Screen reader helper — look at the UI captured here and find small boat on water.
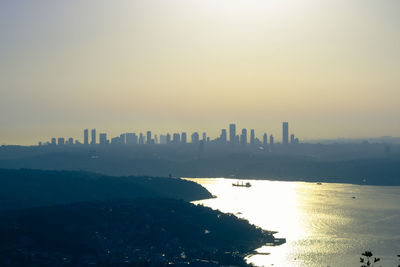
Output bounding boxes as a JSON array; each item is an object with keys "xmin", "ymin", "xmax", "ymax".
[{"xmin": 232, "ymin": 181, "xmax": 251, "ymax": 187}]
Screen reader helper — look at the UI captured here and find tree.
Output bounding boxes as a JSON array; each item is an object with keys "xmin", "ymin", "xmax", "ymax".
[{"xmin": 360, "ymin": 251, "xmax": 381, "ymax": 267}]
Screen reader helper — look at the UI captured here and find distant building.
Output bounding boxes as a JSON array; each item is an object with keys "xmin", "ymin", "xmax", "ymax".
[
  {"xmin": 126, "ymin": 133, "xmax": 138, "ymax": 145},
  {"xmin": 229, "ymin": 123, "xmax": 236, "ymax": 144},
  {"xmin": 57, "ymin": 137, "xmax": 65, "ymax": 145},
  {"xmin": 154, "ymin": 134, "xmax": 158, "ymax": 144},
  {"xmin": 68, "ymin": 137, "xmax": 74, "ymax": 145},
  {"xmin": 250, "ymin": 129, "xmax": 255, "ymax": 145},
  {"xmin": 99, "ymin": 133, "xmax": 107, "ymax": 145},
  {"xmin": 84, "ymin": 129, "xmax": 89, "ymax": 145},
  {"xmin": 51, "ymin": 138, "xmax": 56, "ymax": 145},
  {"xmin": 139, "ymin": 133, "xmax": 144, "ymax": 145},
  {"xmin": 263, "ymin": 133, "xmax": 268, "ymax": 145},
  {"xmin": 160, "ymin": 134, "xmax": 167, "ymax": 144},
  {"xmin": 166, "ymin": 133, "xmax": 171, "ymax": 144},
  {"xmin": 291, "ymin": 134, "xmax": 295, "ymax": 144},
  {"xmin": 91, "ymin": 129, "xmax": 96, "ymax": 145},
  {"xmin": 282, "ymin": 122, "xmax": 289, "ymax": 145},
  {"xmin": 111, "ymin": 136, "xmax": 121, "ymax": 145},
  {"xmin": 146, "ymin": 131, "xmax": 152, "ymax": 145},
  {"xmin": 191, "ymin": 132, "xmax": 199, "ymax": 144},
  {"xmin": 240, "ymin": 128, "xmax": 247, "ymax": 145},
  {"xmin": 172, "ymin": 133, "xmax": 180, "ymax": 144},
  {"xmin": 202, "ymin": 132, "xmax": 207, "ymax": 142},
  {"xmin": 220, "ymin": 129, "xmax": 227, "ymax": 144},
  {"xmin": 270, "ymin": 135, "xmax": 274, "ymax": 145},
  {"xmin": 120, "ymin": 134, "xmax": 126, "ymax": 145},
  {"xmin": 181, "ymin": 132, "xmax": 187, "ymax": 144}
]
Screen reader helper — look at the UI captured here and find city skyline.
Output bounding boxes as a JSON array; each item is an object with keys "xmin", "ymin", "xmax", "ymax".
[
  {"xmin": 1, "ymin": 1, "xmax": 400, "ymax": 144},
  {"xmin": 37, "ymin": 122, "xmax": 299, "ymax": 147}
]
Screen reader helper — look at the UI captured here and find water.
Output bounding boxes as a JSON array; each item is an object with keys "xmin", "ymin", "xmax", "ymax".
[{"xmin": 186, "ymin": 178, "xmax": 400, "ymax": 267}]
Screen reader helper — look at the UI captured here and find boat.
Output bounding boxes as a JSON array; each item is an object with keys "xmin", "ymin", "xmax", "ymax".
[{"xmin": 232, "ymin": 181, "xmax": 251, "ymax": 187}]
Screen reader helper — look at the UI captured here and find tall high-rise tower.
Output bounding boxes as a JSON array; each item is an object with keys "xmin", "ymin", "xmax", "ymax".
[
  {"xmin": 282, "ymin": 122, "xmax": 289, "ymax": 145},
  {"xmin": 240, "ymin": 128, "xmax": 247, "ymax": 145},
  {"xmin": 263, "ymin": 133, "xmax": 268, "ymax": 145},
  {"xmin": 146, "ymin": 131, "xmax": 152, "ymax": 145},
  {"xmin": 181, "ymin": 132, "xmax": 187, "ymax": 144},
  {"xmin": 250, "ymin": 129, "xmax": 255, "ymax": 145},
  {"xmin": 84, "ymin": 129, "xmax": 89, "ymax": 145},
  {"xmin": 229, "ymin": 123, "xmax": 236, "ymax": 145},
  {"xmin": 91, "ymin": 129, "xmax": 96, "ymax": 145}
]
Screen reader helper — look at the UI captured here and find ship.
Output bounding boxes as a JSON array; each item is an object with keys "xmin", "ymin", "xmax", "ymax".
[{"xmin": 232, "ymin": 181, "xmax": 251, "ymax": 187}]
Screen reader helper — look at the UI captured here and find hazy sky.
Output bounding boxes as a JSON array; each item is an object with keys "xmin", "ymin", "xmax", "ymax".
[{"xmin": 1, "ymin": 0, "xmax": 399, "ymax": 145}]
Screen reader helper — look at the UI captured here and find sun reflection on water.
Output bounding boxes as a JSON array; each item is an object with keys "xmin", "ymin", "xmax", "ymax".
[
  {"xmin": 186, "ymin": 178, "xmax": 400, "ymax": 267},
  {"xmin": 187, "ymin": 178, "xmax": 307, "ymax": 266}
]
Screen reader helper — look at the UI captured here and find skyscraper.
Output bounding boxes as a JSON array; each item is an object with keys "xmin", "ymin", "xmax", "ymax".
[
  {"xmin": 57, "ymin": 137, "xmax": 65, "ymax": 145},
  {"xmin": 84, "ymin": 129, "xmax": 89, "ymax": 145},
  {"xmin": 166, "ymin": 133, "xmax": 171, "ymax": 144},
  {"xmin": 229, "ymin": 123, "xmax": 236, "ymax": 145},
  {"xmin": 91, "ymin": 129, "xmax": 96, "ymax": 145},
  {"xmin": 220, "ymin": 129, "xmax": 227, "ymax": 144},
  {"xmin": 290, "ymin": 134, "xmax": 295, "ymax": 144},
  {"xmin": 202, "ymin": 132, "xmax": 207, "ymax": 142},
  {"xmin": 263, "ymin": 133, "xmax": 268, "ymax": 145},
  {"xmin": 172, "ymin": 133, "xmax": 180, "ymax": 144},
  {"xmin": 181, "ymin": 132, "xmax": 187, "ymax": 144},
  {"xmin": 270, "ymin": 135, "xmax": 274, "ymax": 145},
  {"xmin": 146, "ymin": 131, "xmax": 152, "ymax": 145},
  {"xmin": 240, "ymin": 128, "xmax": 247, "ymax": 145},
  {"xmin": 51, "ymin": 138, "xmax": 56, "ymax": 145},
  {"xmin": 250, "ymin": 129, "xmax": 255, "ymax": 145},
  {"xmin": 99, "ymin": 133, "xmax": 107, "ymax": 145},
  {"xmin": 282, "ymin": 122, "xmax": 289, "ymax": 145},
  {"xmin": 139, "ymin": 133, "xmax": 144, "ymax": 145},
  {"xmin": 191, "ymin": 132, "xmax": 199, "ymax": 143}
]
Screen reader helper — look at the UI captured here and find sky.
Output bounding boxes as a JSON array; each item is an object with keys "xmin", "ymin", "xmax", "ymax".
[{"xmin": 1, "ymin": 0, "xmax": 400, "ymax": 145}]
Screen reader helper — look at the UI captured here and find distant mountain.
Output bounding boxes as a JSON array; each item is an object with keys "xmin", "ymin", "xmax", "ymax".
[
  {"xmin": 0, "ymin": 145, "xmax": 399, "ymax": 185},
  {"xmin": 0, "ymin": 168, "xmax": 212, "ymax": 211}
]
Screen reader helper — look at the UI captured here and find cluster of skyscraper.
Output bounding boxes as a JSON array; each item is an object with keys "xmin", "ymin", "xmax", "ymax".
[{"xmin": 40, "ymin": 122, "xmax": 299, "ymax": 147}]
